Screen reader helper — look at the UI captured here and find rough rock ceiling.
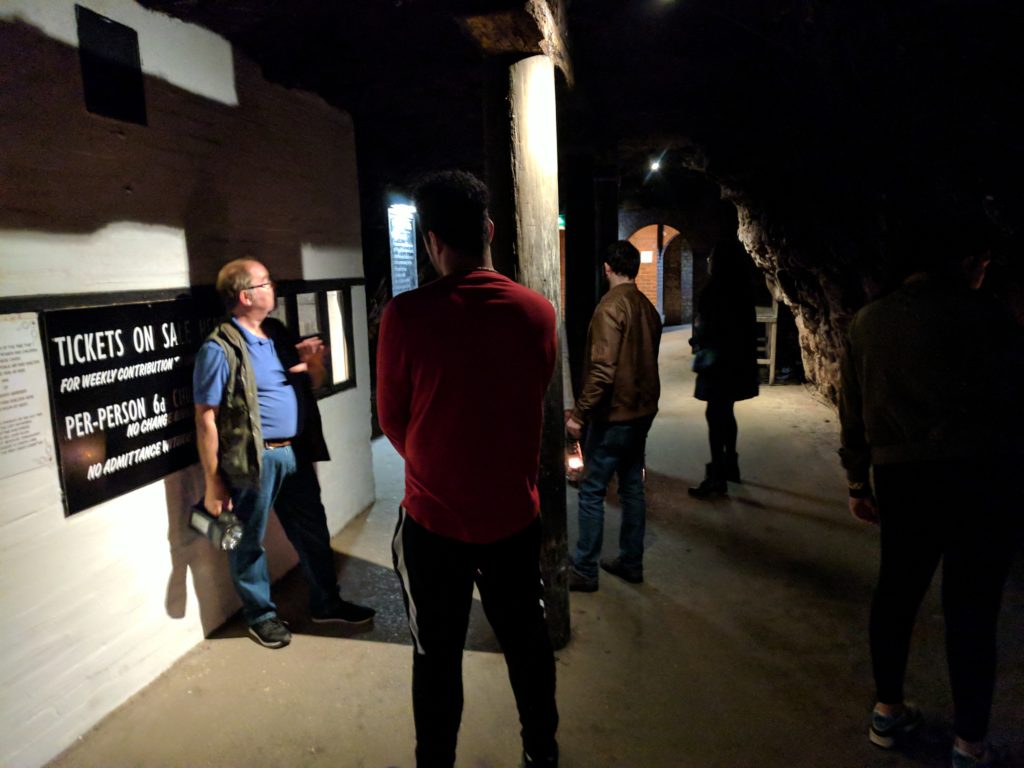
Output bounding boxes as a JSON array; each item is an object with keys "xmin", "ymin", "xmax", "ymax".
[{"xmin": 138, "ymin": 0, "xmax": 1023, "ymax": 224}]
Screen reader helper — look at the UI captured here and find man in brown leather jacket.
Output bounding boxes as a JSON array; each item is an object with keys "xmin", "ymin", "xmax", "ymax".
[{"xmin": 566, "ymin": 241, "xmax": 662, "ymax": 591}]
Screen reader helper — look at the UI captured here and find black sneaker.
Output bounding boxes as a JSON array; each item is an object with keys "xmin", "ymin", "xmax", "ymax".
[
  {"xmin": 869, "ymin": 703, "xmax": 922, "ymax": 748},
  {"xmin": 952, "ymin": 743, "xmax": 1006, "ymax": 768},
  {"xmin": 568, "ymin": 567, "xmax": 598, "ymax": 592},
  {"xmin": 249, "ymin": 617, "xmax": 292, "ymax": 648},
  {"xmin": 600, "ymin": 557, "xmax": 643, "ymax": 584},
  {"xmin": 311, "ymin": 600, "xmax": 376, "ymax": 626}
]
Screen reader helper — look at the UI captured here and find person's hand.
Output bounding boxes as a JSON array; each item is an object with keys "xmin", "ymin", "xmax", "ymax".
[
  {"xmin": 849, "ymin": 495, "xmax": 879, "ymax": 525},
  {"xmin": 564, "ymin": 409, "xmax": 574, "ymax": 422},
  {"xmin": 565, "ymin": 416, "xmax": 583, "ymax": 441},
  {"xmin": 295, "ymin": 335, "xmax": 326, "ymax": 364},
  {"xmin": 204, "ymin": 475, "xmax": 232, "ymax": 518},
  {"xmin": 294, "ymin": 336, "xmax": 328, "ymax": 387}
]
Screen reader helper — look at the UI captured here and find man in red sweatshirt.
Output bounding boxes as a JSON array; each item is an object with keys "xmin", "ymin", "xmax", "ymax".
[{"xmin": 376, "ymin": 170, "xmax": 559, "ymax": 768}]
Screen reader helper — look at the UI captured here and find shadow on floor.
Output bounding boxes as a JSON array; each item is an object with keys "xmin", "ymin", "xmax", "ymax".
[
  {"xmin": 742, "ymin": 479, "xmax": 842, "ymax": 506},
  {"xmin": 208, "ymin": 550, "xmax": 503, "ymax": 653},
  {"xmin": 643, "ymin": 468, "xmax": 876, "ymax": 598},
  {"xmin": 646, "ymin": 468, "xmax": 859, "ymax": 535}
]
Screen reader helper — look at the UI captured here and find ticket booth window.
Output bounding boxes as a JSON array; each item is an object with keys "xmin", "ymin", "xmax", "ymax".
[
  {"xmin": 296, "ymin": 293, "xmax": 320, "ymax": 337},
  {"xmin": 273, "ymin": 281, "xmax": 358, "ymax": 396},
  {"xmin": 326, "ymin": 290, "xmax": 350, "ymax": 385}
]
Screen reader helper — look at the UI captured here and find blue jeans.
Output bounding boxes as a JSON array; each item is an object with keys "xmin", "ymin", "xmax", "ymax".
[
  {"xmin": 573, "ymin": 415, "xmax": 654, "ymax": 579},
  {"xmin": 228, "ymin": 446, "xmax": 341, "ymax": 625}
]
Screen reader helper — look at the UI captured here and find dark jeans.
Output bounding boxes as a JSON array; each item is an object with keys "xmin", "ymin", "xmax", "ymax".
[
  {"xmin": 229, "ymin": 446, "xmax": 341, "ymax": 625},
  {"xmin": 871, "ymin": 459, "xmax": 1017, "ymax": 742},
  {"xmin": 705, "ymin": 399, "xmax": 737, "ymax": 463},
  {"xmin": 392, "ymin": 510, "xmax": 558, "ymax": 768},
  {"xmin": 573, "ymin": 415, "xmax": 654, "ymax": 579}
]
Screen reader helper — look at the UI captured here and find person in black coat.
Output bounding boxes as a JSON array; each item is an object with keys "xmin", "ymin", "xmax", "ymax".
[{"xmin": 688, "ymin": 241, "xmax": 760, "ymax": 497}]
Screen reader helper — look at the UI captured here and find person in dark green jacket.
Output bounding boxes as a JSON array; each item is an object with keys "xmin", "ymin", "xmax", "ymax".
[{"xmin": 839, "ymin": 218, "xmax": 1021, "ymax": 768}]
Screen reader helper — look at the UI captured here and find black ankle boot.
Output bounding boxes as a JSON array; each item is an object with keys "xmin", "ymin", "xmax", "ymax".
[
  {"xmin": 688, "ymin": 463, "xmax": 727, "ymax": 498},
  {"xmin": 725, "ymin": 452, "xmax": 741, "ymax": 483}
]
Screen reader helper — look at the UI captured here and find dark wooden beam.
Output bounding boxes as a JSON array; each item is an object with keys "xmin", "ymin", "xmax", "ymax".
[{"xmin": 460, "ymin": 1, "xmax": 572, "ymax": 87}]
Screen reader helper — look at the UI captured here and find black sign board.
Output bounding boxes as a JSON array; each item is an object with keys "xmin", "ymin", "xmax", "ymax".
[{"xmin": 42, "ymin": 299, "xmax": 220, "ymax": 515}]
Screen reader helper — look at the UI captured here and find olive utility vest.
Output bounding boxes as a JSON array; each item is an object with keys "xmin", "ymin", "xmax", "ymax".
[{"xmin": 206, "ymin": 319, "xmax": 329, "ymax": 489}]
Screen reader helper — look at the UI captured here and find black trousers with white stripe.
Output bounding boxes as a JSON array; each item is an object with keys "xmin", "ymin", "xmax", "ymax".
[{"xmin": 392, "ymin": 509, "xmax": 559, "ymax": 767}]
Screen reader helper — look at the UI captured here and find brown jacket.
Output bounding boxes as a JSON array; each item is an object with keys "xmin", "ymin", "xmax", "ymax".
[{"xmin": 572, "ymin": 282, "xmax": 662, "ymax": 424}]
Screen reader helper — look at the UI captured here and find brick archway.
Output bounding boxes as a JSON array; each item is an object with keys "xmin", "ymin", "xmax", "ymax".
[{"xmin": 626, "ymin": 223, "xmax": 680, "ymax": 316}]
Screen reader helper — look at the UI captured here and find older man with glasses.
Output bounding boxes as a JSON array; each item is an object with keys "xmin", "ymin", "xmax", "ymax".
[{"xmin": 193, "ymin": 258, "xmax": 375, "ymax": 648}]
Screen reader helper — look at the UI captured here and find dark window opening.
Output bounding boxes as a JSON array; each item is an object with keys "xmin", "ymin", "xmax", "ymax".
[{"xmin": 76, "ymin": 5, "xmax": 147, "ymax": 125}]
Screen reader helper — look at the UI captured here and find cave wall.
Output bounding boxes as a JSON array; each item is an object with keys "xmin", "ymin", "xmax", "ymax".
[
  {"xmin": 714, "ymin": 1, "xmax": 1022, "ymax": 403},
  {"xmin": 729, "ymin": 195, "xmax": 870, "ymax": 404}
]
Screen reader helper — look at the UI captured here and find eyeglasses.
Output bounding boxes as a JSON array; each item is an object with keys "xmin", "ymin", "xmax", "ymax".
[{"xmin": 247, "ymin": 280, "xmax": 275, "ymax": 291}]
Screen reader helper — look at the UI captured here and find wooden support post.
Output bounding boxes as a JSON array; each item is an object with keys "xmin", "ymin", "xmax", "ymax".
[
  {"xmin": 483, "ymin": 56, "xmax": 519, "ymax": 281},
  {"xmin": 485, "ymin": 54, "xmax": 570, "ymax": 649}
]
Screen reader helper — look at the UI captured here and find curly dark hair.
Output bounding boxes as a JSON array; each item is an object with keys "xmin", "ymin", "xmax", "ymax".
[{"xmin": 412, "ymin": 170, "xmax": 490, "ymax": 258}]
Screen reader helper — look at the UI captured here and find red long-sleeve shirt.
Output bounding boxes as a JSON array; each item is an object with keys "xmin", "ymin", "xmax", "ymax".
[{"xmin": 376, "ymin": 269, "xmax": 557, "ymax": 543}]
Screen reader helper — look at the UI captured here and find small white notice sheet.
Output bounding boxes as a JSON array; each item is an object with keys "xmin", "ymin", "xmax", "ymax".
[{"xmin": 0, "ymin": 313, "xmax": 54, "ymax": 480}]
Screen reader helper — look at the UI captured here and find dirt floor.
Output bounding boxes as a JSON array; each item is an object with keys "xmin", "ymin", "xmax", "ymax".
[{"xmin": 46, "ymin": 327, "xmax": 1023, "ymax": 768}]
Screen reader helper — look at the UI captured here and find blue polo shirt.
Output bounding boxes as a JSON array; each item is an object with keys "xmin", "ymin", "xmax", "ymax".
[{"xmin": 193, "ymin": 319, "xmax": 299, "ymax": 440}]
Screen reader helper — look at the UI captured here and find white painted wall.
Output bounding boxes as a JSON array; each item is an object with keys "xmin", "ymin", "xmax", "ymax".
[
  {"xmin": 301, "ymin": 242, "xmax": 367, "ymax": 282},
  {"xmin": 0, "ymin": 223, "xmax": 191, "ymax": 297},
  {"xmin": 319, "ymin": 288, "xmax": 374, "ymax": 532},
  {"xmin": 0, "ymin": 0, "xmax": 238, "ymax": 105},
  {"xmin": 0, "ymin": 3, "xmax": 372, "ymax": 766}
]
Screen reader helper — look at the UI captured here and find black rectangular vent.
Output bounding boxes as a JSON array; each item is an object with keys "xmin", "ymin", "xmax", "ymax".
[{"xmin": 76, "ymin": 4, "xmax": 147, "ymax": 125}]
